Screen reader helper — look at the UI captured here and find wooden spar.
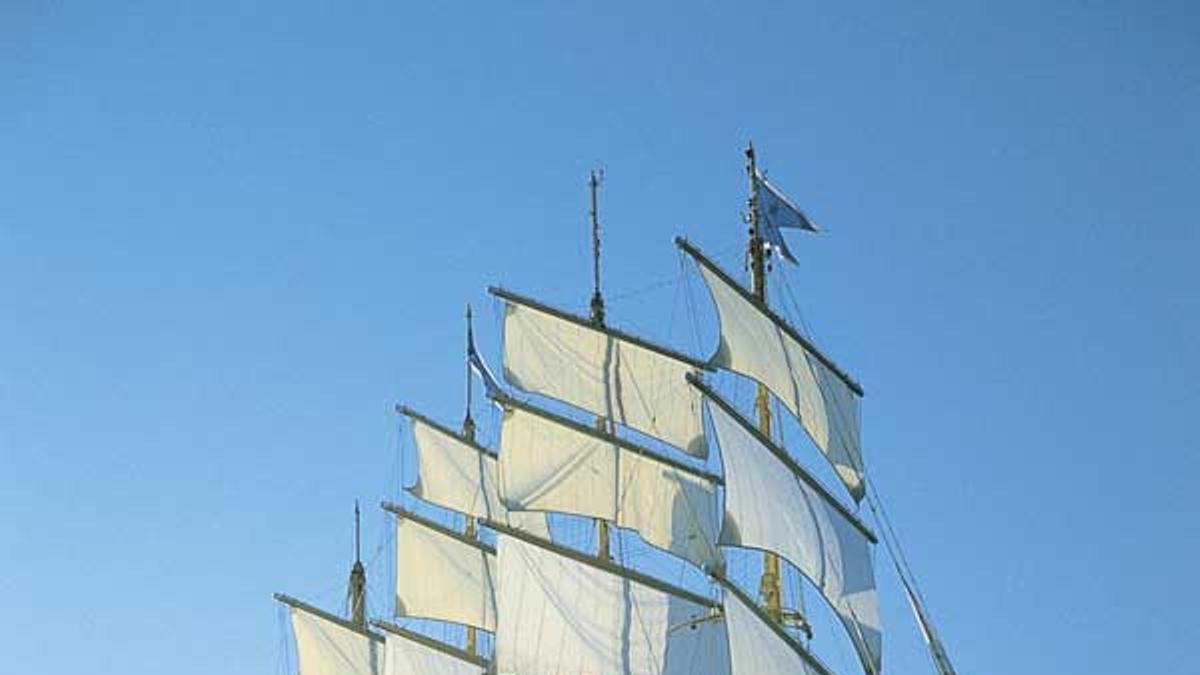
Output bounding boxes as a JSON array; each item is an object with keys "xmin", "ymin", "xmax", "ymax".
[
  {"xmin": 383, "ymin": 501, "xmax": 719, "ymax": 610},
  {"xmin": 382, "ymin": 501, "xmax": 497, "ymax": 555},
  {"xmin": 372, "ymin": 619, "xmax": 492, "ymax": 669},
  {"xmin": 673, "ymin": 235, "xmax": 865, "ymax": 397},
  {"xmin": 383, "ymin": 501, "xmax": 493, "ymax": 655},
  {"xmin": 394, "ymin": 403, "xmax": 498, "ymax": 458},
  {"xmin": 709, "ymin": 571, "xmax": 837, "ymax": 675},
  {"xmin": 689, "ymin": 373, "xmax": 878, "ymax": 543},
  {"xmin": 487, "ymin": 285, "xmax": 714, "ymax": 372},
  {"xmin": 273, "ymin": 592, "xmax": 384, "ymax": 642},
  {"xmin": 483, "ymin": 516, "xmax": 721, "ymax": 611},
  {"xmin": 489, "ymin": 391, "xmax": 724, "ymax": 486}
]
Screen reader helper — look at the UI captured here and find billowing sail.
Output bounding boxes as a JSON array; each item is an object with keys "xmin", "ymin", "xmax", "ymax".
[
  {"xmin": 703, "ymin": 388, "xmax": 882, "ymax": 675},
  {"xmin": 678, "ymin": 238, "xmax": 866, "ymax": 501},
  {"xmin": 394, "ymin": 510, "xmax": 497, "ymax": 631},
  {"xmin": 285, "ymin": 599, "xmax": 384, "ymax": 675},
  {"xmin": 494, "ymin": 287, "xmax": 709, "ymax": 458},
  {"xmin": 723, "ymin": 584, "xmax": 821, "ymax": 675},
  {"xmin": 498, "ymin": 398, "xmax": 720, "ymax": 568},
  {"xmin": 378, "ymin": 622, "xmax": 487, "ymax": 675},
  {"xmin": 404, "ymin": 409, "xmax": 549, "ymax": 538},
  {"xmin": 494, "ymin": 533, "xmax": 717, "ymax": 675}
]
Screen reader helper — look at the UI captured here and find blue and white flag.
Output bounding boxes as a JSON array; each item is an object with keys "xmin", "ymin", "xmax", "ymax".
[
  {"xmin": 755, "ymin": 170, "xmax": 817, "ymax": 264},
  {"xmin": 467, "ymin": 327, "xmax": 504, "ymax": 398}
]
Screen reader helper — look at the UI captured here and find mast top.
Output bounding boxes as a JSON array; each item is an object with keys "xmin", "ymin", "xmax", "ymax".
[
  {"xmin": 588, "ymin": 168, "xmax": 605, "ymax": 326},
  {"xmin": 462, "ymin": 304, "xmax": 476, "ymax": 442},
  {"xmin": 347, "ymin": 500, "xmax": 367, "ymax": 627},
  {"xmin": 354, "ymin": 500, "xmax": 361, "ymax": 563}
]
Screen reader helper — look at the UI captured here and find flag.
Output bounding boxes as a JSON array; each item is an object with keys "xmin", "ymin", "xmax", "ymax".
[
  {"xmin": 467, "ymin": 326, "xmax": 504, "ymax": 398},
  {"xmin": 754, "ymin": 170, "xmax": 817, "ymax": 263}
]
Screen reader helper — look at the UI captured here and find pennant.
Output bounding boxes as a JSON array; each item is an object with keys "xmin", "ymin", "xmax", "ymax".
[
  {"xmin": 755, "ymin": 170, "xmax": 817, "ymax": 263},
  {"xmin": 467, "ymin": 325, "xmax": 504, "ymax": 397}
]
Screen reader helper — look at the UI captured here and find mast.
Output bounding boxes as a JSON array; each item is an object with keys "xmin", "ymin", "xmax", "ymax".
[
  {"xmin": 745, "ymin": 144, "xmax": 784, "ymax": 627},
  {"xmin": 587, "ymin": 168, "xmax": 613, "ymax": 561},
  {"xmin": 589, "ymin": 169, "xmax": 606, "ymax": 325},
  {"xmin": 347, "ymin": 501, "xmax": 367, "ymax": 628},
  {"xmin": 462, "ymin": 304, "xmax": 477, "ymax": 445},
  {"xmin": 461, "ymin": 305, "xmax": 479, "ymax": 655},
  {"xmin": 746, "ymin": 144, "xmax": 814, "ymax": 640}
]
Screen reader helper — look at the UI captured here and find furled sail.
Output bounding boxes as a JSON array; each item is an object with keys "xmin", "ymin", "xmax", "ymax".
[
  {"xmin": 677, "ymin": 238, "xmax": 866, "ymax": 502},
  {"xmin": 497, "ymin": 396, "xmax": 721, "ymax": 568},
  {"xmin": 493, "ymin": 530, "xmax": 719, "ymax": 675},
  {"xmin": 699, "ymin": 382, "xmax": 882, "ymax": 675},
  {"xmin": 279, "ymin": 595, "xmax": 384, "ymax": 675},
  {"xmin": 402, "ymin": 407, "xmax": 549, "ymax": 538},
  {"xmin": 492, "ymin": 287, "xmax": 709, "ymax": 458},
  {"xmin": 391, "ymin": 507, "xmax": 497, "ymax": 632},
  {"xmin": 376, "ymin": 620, "xmax": 488, "ymax": 675}
]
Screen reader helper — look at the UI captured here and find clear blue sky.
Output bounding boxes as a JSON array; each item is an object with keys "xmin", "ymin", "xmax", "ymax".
[{"xmin": 2, "ymin": 2, "xmax": 1197, "ymax": 674}]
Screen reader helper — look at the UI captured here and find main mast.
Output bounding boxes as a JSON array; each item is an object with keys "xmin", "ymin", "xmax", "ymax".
[
  {"xmin": 745, "ymin": 144, "xmax": 785, "ymax": 626},
  {"xmin": 588, "ymin": 168, "xmax": 613, "ymax": 561},
  {"xmin": 746, "ymin": 144, "xmax": 814, "ymax": 641}
]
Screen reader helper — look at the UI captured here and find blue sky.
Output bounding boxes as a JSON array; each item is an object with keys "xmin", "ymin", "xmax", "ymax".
[{"xmin": 2, "ymin": 1, "xmax": 1197, "ymax": 673}]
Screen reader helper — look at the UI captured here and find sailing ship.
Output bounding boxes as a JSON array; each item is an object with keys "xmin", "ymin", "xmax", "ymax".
[{"xmin": 273, "ymin": 145, "xmax": 959, "ymax": 675}]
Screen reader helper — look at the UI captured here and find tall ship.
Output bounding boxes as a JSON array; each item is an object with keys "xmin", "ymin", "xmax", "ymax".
[{"xmin": 273, "ymin": 145, "xmax": 959, "ymax": 675}]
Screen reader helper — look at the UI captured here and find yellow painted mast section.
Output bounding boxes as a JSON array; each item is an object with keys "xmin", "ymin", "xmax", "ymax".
[
  {"xmin": 745, "ymin": 144, "xmax": 784, "ymax": 625},
  {"xmin": 462, "ymin": 304, "xmax": 479, "ymax": 656}
]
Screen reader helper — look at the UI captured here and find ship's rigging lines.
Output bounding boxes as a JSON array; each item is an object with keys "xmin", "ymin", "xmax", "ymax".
[{"xmin": 274, "ymin": 147, "xmax": 958, "ymax": 675}]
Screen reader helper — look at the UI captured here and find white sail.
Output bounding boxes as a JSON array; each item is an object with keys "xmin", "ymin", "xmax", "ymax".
[
  {"xmin": 663, "ymin": 615, "xmax": 731, "ymax": 675},
  {"xmin": 724, "ymin": 587, "xmax": 819, "ymax": 675},
  {"xmin": 498, "ymin": 402, "xmax": 720, "ymax": 568},
  {"xmin": 494, "ymin": 534, "xmax": 716, "ymax": 675},
  {"xmin": 707, "ymin": 397, "xmax": 882, "ymax": 675},
  {"xmin": 688, "ymin": 252, "xmax": 865, "ymax": 501},
  {"xmin": 395, "ymin": 514, "xmax": 497, "ymax": 632},
  {"xmin": 289, "ymin": 605, "xmax": 384, "ymax": 675},
  {"xmin": 498, "ymin": 292, "xmax": 708, "ymax": 458},
  {"xmin": 382, "ymin": 629, "xmax": 485, "ymax": 675},
  {"xmin": 407, "ymin": 413, "xmax": 549, "ymax": 538}
]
